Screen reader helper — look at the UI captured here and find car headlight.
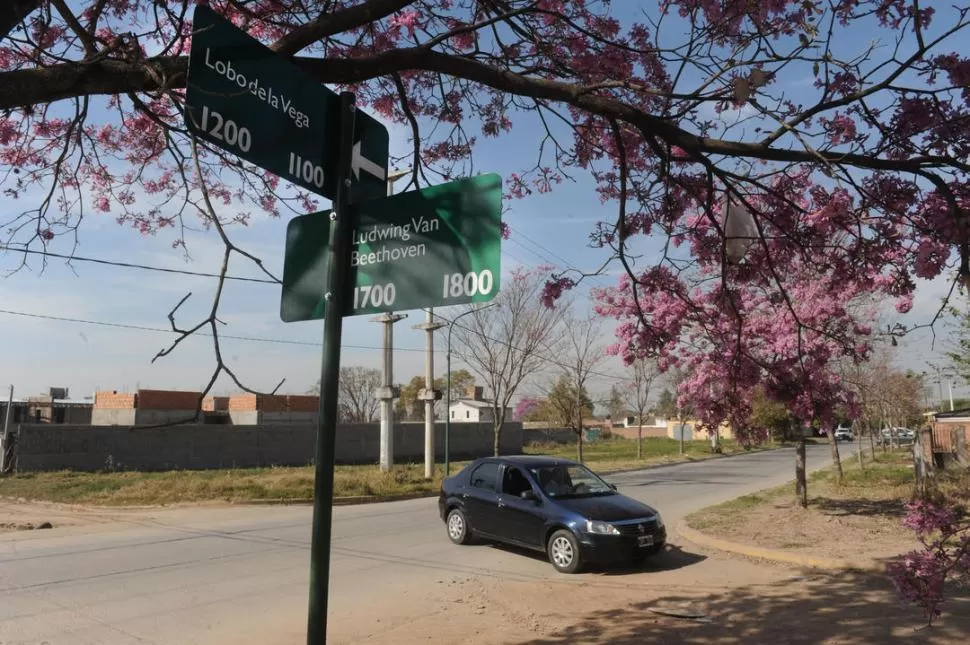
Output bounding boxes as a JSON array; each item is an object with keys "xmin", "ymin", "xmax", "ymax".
[
  {"xmin": 653, "ymin": 512, "xmax": 664, "ymax": 528},
  {"xmin": 585, "ymin": 520, "xmax": 620, "ymax": 535}
]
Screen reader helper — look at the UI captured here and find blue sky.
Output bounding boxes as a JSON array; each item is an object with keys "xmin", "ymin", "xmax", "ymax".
[{"xmin": 1, "ymin": 3, "xmax": 967, "ymax": 405}]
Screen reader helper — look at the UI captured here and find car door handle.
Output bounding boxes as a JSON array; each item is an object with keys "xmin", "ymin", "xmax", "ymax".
[{"xmin": 497, "ymin": 500, "xmax": 506, "ymax": 508}]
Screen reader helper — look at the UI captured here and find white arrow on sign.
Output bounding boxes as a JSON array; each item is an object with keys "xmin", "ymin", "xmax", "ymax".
[{"xmin": 351, "ymin": 141, "xmax": 387, "ymax": 182}]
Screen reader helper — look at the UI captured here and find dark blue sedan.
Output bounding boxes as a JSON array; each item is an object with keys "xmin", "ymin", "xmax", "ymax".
[{"xmin": 438, "ymin": 455, "xmax": 666, "ymax": 573}]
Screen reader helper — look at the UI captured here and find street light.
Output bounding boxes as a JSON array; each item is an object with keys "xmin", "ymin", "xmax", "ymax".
[{"xmin": 444, "ymin": 302, "xmax": 498, "ymax": 475}]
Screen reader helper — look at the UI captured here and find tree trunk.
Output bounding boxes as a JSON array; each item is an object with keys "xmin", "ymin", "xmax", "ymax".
[
  {"xmin": 795, "ymin": 432, "xmax": 808, "ymax": 508},
  {"xmin": 576, "ymin": 392, "xmax": 584, "ymax": 463},
  {"xmin": 678, "ymin": 408, "xmax": 684, "ymax": 455},
  {"xmin": 493, "ymin": 419, "xmax": 501, "ymax": 456},
  {"xmin": 637, "ymin": 423, "xmax": 643, "ymax": 459},
  {"xmin": 913, "ymin": 428, "xmax": 935, "ymax": 498},
  {"xmin": 856, "ymin": 430, "xmax": 864, "ymax": 471},
  {"xmin": 828, "ymin": 427, "xmax": 844, "ymax": 484}
]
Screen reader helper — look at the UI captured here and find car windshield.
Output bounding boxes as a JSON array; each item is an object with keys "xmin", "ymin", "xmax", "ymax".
[{"xmin": 528, "ymin": 464, "xmax": 614, "ymax": 498}]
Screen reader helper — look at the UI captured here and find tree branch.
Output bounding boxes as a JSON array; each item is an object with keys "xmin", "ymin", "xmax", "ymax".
[
  {"xmin": 4, "ymin": 48, "xmax": 966, "ymax": 176},
  {"xmin": 0, "ymin": 0, "xmax": 39, "ymax": 41}
]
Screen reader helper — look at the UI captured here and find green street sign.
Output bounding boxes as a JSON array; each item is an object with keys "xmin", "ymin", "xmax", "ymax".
[
  {"xmin": 184, "ymin": 5, "xmax": 389, "ymax": 202},
  {"xmin": 280, "ymin": 174, "xmax": 503, "ymax": 321}
]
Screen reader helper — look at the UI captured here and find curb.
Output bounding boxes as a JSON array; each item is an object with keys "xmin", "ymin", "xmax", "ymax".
[
  {"xmin": 676, "ymin": 521, "xmax": 883, "ymax": 572},
  {"xmin": 235, "ymin": 491, "xmax": 438, "ymax": 506}
]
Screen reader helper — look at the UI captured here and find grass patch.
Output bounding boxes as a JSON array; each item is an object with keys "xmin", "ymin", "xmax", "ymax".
[
  {"xmin": 686, "ymin": 486, "xmax": 790, "ymax": 531},
  {"xmin": 0, "ymin": 461, "xmax": 473, "ymax": 506},
  {"xmin": 0, "ymin": 436, "xmax": 778, "ymax": 507},
  {"xmin": 524, "ymin": 436, "xmax": 764, "ymax": 473},
  {"xmin": 686, "ymin": 447, "xmax": 970, "ymax": 535}
]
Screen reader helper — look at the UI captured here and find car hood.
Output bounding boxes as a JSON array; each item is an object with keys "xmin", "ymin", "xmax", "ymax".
[{"xmin": 555, "ymin": 493, "xmax": 658, "ymax": 522}]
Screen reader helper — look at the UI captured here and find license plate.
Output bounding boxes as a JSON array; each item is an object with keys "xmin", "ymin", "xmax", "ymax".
[{"xmin": 637, "ymin": 535, "xmax": 654, "ymax": 547}]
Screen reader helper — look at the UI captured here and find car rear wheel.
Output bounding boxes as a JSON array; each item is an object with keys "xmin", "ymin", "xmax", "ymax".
[
  {"xmin": 446, "ymin": 508, "xmax": 473, "ymax": 545},
  {"xmin": 547, "ymin": 529, "xmax": 582, "ymax": 574}
]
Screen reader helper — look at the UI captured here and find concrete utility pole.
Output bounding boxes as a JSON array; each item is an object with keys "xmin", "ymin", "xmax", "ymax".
[
  {"xmin": 1, "ymin": 385, "xmax": 13, "ymax": 474},
  {"xmin": 414, "ymin": 310, "xmax": 445, "ymax": 479},
  {"xmin": 372, "ymin": 312, "xmax": 407, "ymax": 472},
  {"xmin": 366, "ymin": 167, "xmax": 413, "ymax": 474}
]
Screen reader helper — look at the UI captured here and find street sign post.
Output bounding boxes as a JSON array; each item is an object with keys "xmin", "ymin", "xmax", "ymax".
[
  {"xmin": 185, "ymin": 5, "xmax": 389, "ymax": 202},
  {"xmin": 280, "ymin": 173, "xmax": 503, "ymax": 322},
  {"xmin": 183, "ymin": 8, "xmax": 502, "ymax": 644}
]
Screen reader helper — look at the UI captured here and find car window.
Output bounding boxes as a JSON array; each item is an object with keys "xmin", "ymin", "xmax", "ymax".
[
  {"xmin": 529, "ymin": 464, "xmax": 614, "ymax": 498},
  {"xmin": 501, "ymin": 466, "xmax": 533, "ymax": 497},
  {"xmin": 469, "ymin": 462, "xmax": 499, "ymax": 491}
]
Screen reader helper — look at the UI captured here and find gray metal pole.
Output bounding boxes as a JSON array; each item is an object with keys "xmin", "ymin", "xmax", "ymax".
[
  {"xmin": 306, "ymin": 91, "xmax": 357, "ymax": 645},
  {"xmin": 445, "ymin": 331, "xmax": 452, "ymax": 477},
  {"xmin": 443, "ymin": 303, "xmax": 497, "ymax": 476}
]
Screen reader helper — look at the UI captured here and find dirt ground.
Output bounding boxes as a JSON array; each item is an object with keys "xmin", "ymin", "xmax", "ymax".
[
  {"xmin": 317, "ymin": 546, "xmax": 970, "ymax": 645},
  {"xmin": 7, "ymin": 456, "xmax": 969, "ymax": 645},
  {"xmin": 691, "ymin": 494, "xmax": 920, "ymax": 563},
  {"xmin": 684, "ymin": 450, "xmax": 943, "ymax": 565}
]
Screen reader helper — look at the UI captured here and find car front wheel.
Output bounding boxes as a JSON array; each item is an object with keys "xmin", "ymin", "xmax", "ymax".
[
  {"xmin": 547, "ymin": 529, "xmax": 583, "ymax": 574},
  {"xmin": 446, "ymin": 508, "xmax": 473, "ymax": 545}
]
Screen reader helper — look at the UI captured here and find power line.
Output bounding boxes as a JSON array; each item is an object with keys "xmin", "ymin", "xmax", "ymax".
[
  {"xmin": 507, "ymin": 225, "xmax": 611, "ymax": 288},
  {"xmin": 0, "ymin": 246, "xmax": 279, "ymax": 284},
  {"xmin": 0, "ymin": 308, "xmax": 426, "ymax": 353}
]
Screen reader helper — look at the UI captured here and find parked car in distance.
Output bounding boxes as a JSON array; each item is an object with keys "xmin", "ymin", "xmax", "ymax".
[
  {"xmin": 834, "ymin": 426, "xmax": 853, "ymax": 442},
  {"xmin": 881, "ymin": 427, "xmax": 915, "ymax": 444},
  {"xmin": 439, "ymin": 455, "xmax": 666, "ymax": 573}
]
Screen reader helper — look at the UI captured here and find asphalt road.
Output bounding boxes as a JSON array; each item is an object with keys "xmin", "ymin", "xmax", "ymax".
[{"xmin": 0, "ymin": 444, "xmax": 848, "ymax": 645}]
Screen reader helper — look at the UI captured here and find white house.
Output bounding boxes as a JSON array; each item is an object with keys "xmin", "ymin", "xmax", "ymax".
[
  {"xmin": 447, "ymin": 386, "xmax": 512, "ymax": 423},
  {"xmin": 449, "ymin": 399, "xmax": 495, "ymax": 423}
]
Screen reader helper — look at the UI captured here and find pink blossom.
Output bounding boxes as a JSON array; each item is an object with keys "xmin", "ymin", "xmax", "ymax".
[{"xmin": 388, "ymin": 10, "xmax": 421, "ymax": 38}]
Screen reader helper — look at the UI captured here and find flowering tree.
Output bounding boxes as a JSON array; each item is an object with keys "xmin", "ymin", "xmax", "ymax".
[
  {"xmin": 513, "ymin": 397, "xmax": 540, "ymax": 422},
  {"xmin": 1, "ymin": 3, "xmax": 968, "ymax": 414},
  {"xmin": 888, "ymin": 500, "xmax": 970, "ymax": 627}
]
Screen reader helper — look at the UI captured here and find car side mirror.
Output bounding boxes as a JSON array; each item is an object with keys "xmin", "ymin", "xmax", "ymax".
[{"xmin": 520, "ymin": 490, "xmax": 539, "ymax": 503}]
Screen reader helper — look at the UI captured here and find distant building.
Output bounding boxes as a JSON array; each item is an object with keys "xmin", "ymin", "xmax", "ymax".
[
  {"xmin": 0, "ymin": 388, "xmax": 93, "ymax": 425},
  {"xmin": 92, "ymin": 389, "xmax": 203, "ymax": 425},
  {"xmin": 89, "ymin": 388, "xmax": 322, "ymax": 426},
  {"xmin": 448, "ymin": 386, "xmax": 511, "ymax": 423},
  {"xmin": 220, "ymin": 393, "xmax": 318, "ymax": 425}
]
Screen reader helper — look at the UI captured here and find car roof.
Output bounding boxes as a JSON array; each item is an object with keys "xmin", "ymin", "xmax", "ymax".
[{"xmin": 478, "ymin": 455, "xmax": 579, "ymax": 468}]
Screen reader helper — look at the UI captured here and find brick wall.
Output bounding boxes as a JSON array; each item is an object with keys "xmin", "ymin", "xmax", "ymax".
[
  {"xmin": 10, "ymin": 422, "xmax": 524, "ymax": 471},
  {"xmin": 229, "ymin": 393, "xmax": 258, "ymax": 411},
  {"xmin": 229, "ymin": 393, "xmax": 319, "ymax": 413},
  {"xmin": 136, "ymin": 389, "xmax": 201, "ymax": 410},
  {"xmin": 94, "ymin": 391, "xmax": 136, "ymax": 409},
  {"xmin": 203, "ymin": 396, "xmax": 230, "ymax": 412}
]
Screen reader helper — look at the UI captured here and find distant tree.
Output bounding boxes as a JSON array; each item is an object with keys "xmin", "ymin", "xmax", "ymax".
[
  {"xmin": 653, "ymin": 388, "xmax": 678, "ymax": 420},
  {"xmin": 336, "ymin": 367, "xmax": 382, "ymax": 424},
  {"xmin": 397, "ymin": 369, "xmax": 477, "ymax": 421},
  {"xmin": 396, "ymin": 376, "xmax": 426, "ymax": 421},
  {"xmin": 451, "ymin": 267, "xmax": 566, "ymax": 456},
  {"xmin": 559, "ymin": 309, "xmax": 609, "ymax": 462},
  {"xmin": 607, "ymin": 384, "xmax": 628, "ymax": 422},
  {"xmin": 545, "ymin": 374, "xmax": 594, "ymax": 432},
  {"xmin": 749, "ymin": 386, "xmax": 793, "ymax": 443},
  {"xmin": 627, "ymin": 357, "xmax": 659, "ymax": 459},
  {"xmin": 514, "ymin": 397, "xmax": 541, "ymax": 421}
]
